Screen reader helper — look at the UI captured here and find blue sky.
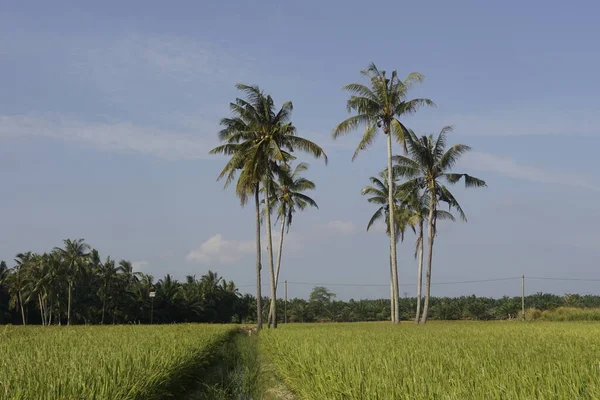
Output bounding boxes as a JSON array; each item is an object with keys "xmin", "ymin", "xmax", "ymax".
[{"xmin": 1, "ymin": 1, "xmax": 599, "ymax": 299}]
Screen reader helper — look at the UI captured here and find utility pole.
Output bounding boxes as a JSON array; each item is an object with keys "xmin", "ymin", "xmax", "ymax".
[
  {"xmin": 149, "ymin": 288, "xmax": 156, "ymax": 324},
  {"xmin": 521, "ymin": 275, "xmax": 525, "ymax": 321},
  {"xmin": 284, "ymin": 280, "xmax": 288, "ymax": 324}
]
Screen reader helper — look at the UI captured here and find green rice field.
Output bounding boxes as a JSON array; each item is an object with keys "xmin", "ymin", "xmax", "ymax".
[
  {"xmin": 260, "ymin": 322, "xmax": 600, "ymax": 399},
  {"xmin": 0, "ymin": 324, "xmax": 234, "ymax": 399},
  {"xmin": 2, "ymin": 322, "xmax": 600, "ymax": 399}
]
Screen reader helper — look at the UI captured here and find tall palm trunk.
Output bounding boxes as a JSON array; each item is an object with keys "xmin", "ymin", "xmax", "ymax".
[
  {"xmin": 415, "ymin": 220, "xmax": 424, "ymax": 323},
  {"xmin": 38, "ymin": 293, "xmax": 45, "ymax": 326},
  {"xmin": 420, "ymin": 192, "xmax": 436, "ymax": 324},
  {"xmin": 101, "ymin": 297, "xmax": 106, "ymax": 324},
  {"xmin": 389, "ymin": 253, "xmax": 395, "ymax": 321},
  {"xmin": 101, "ymin": 282, "xmax": 107, "ymax": 325},
  {"xmin": 18, "ymin": 291, "xmax": 26, "ymax": 325},
  {"xmin": 67, "ymin": 281, "xmax": 72, "ymax": 326},
  {"xmin": 254, "ymin": 184, "xmax": 263, "ymax": 330},
  {"xmin": 386, "ymin": 129, "xmax": 400, "ymax": 323},
  {"xmin": 268, "ymin": 213, "xmax": 286, "ymax": 326},
  {"xmin": 264, "ymin": 179, "xmax": 278, "ymax": 329}
]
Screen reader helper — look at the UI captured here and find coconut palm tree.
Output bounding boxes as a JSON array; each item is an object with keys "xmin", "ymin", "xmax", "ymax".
[
  {"xmin": 361, "ymin": 171, "xmax": 415, "ymax": 321},
  {"xmin": 266, "ymin": 162, "xmax": 318, "ymax": 326},
  {"xmin": 44, "ymin": 250, "xmax": 65, "ymax": 325},
  {"xmin": 394, "ymin": 127, "xmax": 486, "ymax": 323},
  {"xmin": 54, "ymin": 239, "xmax": 91, "ymax": 325},
  {"xmin": 23, "ymin": 253, "xmax": 50, "ymax": 325},
  {"xmin": 8, "ymin": 252, "xmax": 32, "ymax": 325},
  {"xmin": 118, "ymin": 260, "xmax": 141, "ymax": 286},
  {"xmin": 398, "ymin": 184, "xmax": 455, "ymax": 322},
  {"xmin": 96, "ymin": 256, "xmax": 118, "ymax": 324},
  {"xmin": 333, "ymin": 63, "xmax": 434, "ymax": 323},
  {"xmin": 210, "ymin": 84, "xmax": 327, "ymax": 329}
]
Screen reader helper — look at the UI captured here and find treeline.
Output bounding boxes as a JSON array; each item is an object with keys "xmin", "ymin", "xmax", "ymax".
[
  {"xmin": 0, "ymin": 239, "xmax": 253, "ymax": 325},
  {"xmin": 278, "ymin": 287, "xmax": 600, "ymax": 323},
  {"xmin": 1, "ymin": 243, "xmax": 598, "ymax": 325}
]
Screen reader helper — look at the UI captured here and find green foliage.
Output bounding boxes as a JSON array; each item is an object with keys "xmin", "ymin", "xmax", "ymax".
[
  {"xmin": 0, "ymin": 324, "xmax": 234, "ymax": 399},
  {"xmin": 527, "ymin": 307, "xmax": 600, "ymax": 321},
  {"xmin": 332, "ymin": 63, "xmax": 434, "ymax": 159},
  {"xmin": 0, "ymin": 241, "xmax": 252, "ymax": 325},
  {"xmin": 261, "ymin": 322, "xmax": 600, "ymax": 399}
]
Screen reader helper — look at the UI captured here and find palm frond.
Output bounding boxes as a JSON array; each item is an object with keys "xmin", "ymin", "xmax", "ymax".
[
  {"xmin": 435, "ymin": 210, "xmax": 456, "ymax": 221},
  {"xmin": 366, "ymin": 207, "xmax": 385, "ymax": 231},
  {"xmin": 403, "ymin": 72, "xmax": 425, "ymax": 88},
  {"xmin": 390, "ymin": 119, "xmax": 410, "ymax": 151},
  {"xmin": 352, "ymin": 123, "xmax": 378, "ymax": 160},
  {"xmin": 285, "ymin": 136, "xmax": 328, "ymax": 164},
  {"xmin": 437, "ymin": 185, "xmax": 467, "ymax": 222},
  {"xmin": 445, "ymin": 173, "xmax": 487, "ymax": 188},
  {"xmin": 342, "ymin": 83, "xmax": 379, "ymax": 103},
  {"xmin": 433, "ymin": 126, "xmax": 453, "ymax": 160},
  {"xmin": 438, "ymin": 143, "xmax": 472, "ymax": 171}
]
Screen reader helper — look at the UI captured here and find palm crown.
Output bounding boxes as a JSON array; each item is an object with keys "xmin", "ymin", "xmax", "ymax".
[
  {"xmin": 394, "ymin": 126, "xmax": 486, "ymax": 222},
  {"xmin": 211, "ymin": 84, "xmax": 327, "ymax": 204},
  {"xmin": 269, "ymin": 162, "xmax": 318, "ymax": 231},
  {"xmin": 361, "ymin": 171, "xmax": 414, "ymax": 242},
  {"xmin": 333, "ymin": 63, "xmax": 435, "ymax": 159}
]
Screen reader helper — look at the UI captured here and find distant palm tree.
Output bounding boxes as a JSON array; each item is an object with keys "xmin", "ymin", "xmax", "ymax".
[
  {"xmin": 394, "ymin": 127, "xmax": 486, "ymax": 323},
  {"xmin": 0, "ymin": 261, "xmax": 7, "ymax": 290},
  {"xmin": 266, "ymin": 162, "xmax": 318, "ymax": 326},
  {"xmin": 221, "ymin": 280, "xmax": 240, "ymax": 296},
  {"xmin": 157, "ymin": 274, "xmax": 182, "ymax": 322},
  {"xmin": 201, "ymin": 270, "xmax": 222, "ymax": 293},
  {"xmin": 333, "ymin": 63, "xmax": 434, "ymax": 323},
  {"xmin": 54, "ymin": 239, "xmax": 91, "ymax": 325},
  {"xmin": 96, "ymin": 257, "xmax": 118, "ymax": 324},
  {"xmin": 9, "ymin": 252, "xmax": 32, "ymax": 325},
  {"xmin": 211, "ymin": 84, "xmax": 327, "ymax": 329},
  {"xmin": 361, "ymin": 171, "xmax": 414, "ymax": 320},
  {"xmin": 118, "ymin": 260, "xmax": 141, "ymax": 286},
  {"xmin": 23, "ymin": 253, "xmax": 50, "ymax": 325}
]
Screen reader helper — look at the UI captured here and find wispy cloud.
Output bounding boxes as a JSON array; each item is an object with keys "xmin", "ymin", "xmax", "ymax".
[
  {"xmin": 186, "ymin": 221, "xmax": 358, "ymax": 265},
  {"xmin": 70, "ymin": 35, "xmax": 254, "ymax": 102},
  {"xmin": 411, "ymin": 109, "xmax": 600, "ymax": 137},
  {"xmin": 327, "ymin": 220, "xmax": 358, "ymax": 235},
  {"xmin": 132, "ymin": 260, "xmax": 149, "ymax": 272},
  {"xmin": 463, "ymin": 151, "xmax": 598, "ymax": 190},
  {"xmin": 185, "ymin": 234, "xmax": 255, "ymax": 265},
  {"xmin": 0, "ymin": 114, "xmax": 215, "ymax": 160}
]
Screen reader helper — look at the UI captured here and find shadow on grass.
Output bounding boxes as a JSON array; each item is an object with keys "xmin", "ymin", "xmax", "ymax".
[
  {"xmin": 185, "ymin": 331, "xmax": 296, "ymax": 400},
  {"xmin": 185, "ymin": 332, "xmax": 262, "ymax": 400}
]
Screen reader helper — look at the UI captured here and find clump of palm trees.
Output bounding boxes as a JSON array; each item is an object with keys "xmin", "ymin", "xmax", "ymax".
[
  {"xmin": 210, "ymin": 84, "xmax": 327, "ymax": 329},
  {"xmin": 0, "ymin": 239, "xmax": 246, "ymax": 325},
  {"xmin": 335, "ymin": 65, "xmax": 486, "ymax": 323},
  {"xmin": 212, "ymin": 67, "xmax": 485, "ymax": 328}
]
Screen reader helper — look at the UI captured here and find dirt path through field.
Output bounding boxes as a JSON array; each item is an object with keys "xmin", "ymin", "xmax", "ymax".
[{"xmin": 185, "ymin": 329, "xmax": 296, "ymax": 400}]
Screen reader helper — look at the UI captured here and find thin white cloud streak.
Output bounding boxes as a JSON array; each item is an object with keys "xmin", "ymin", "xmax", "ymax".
[
  {"xmin": 327, "ymin": 220, "xmax": 358, "ymax": 235},
  {"xmin": 132, "ymin": 260, "xmax": 149, "ymax": 272},
  {"xmin": 0, "ymin": 114, "xmax": 215, "ymax": 160},
  {"xmin": 463, "ymin": 152, "xmax": 598, "ymax": 191},
  {"xmin": 185, "ymin": 234, "xmax": 255, "ymax": 265},
  {"xmin": 411, "ymin": 109, "xmax": 600, "ymax": 137},
  {"xmin": 186, "ymin": 221, "xmax": 358, "ymax": 265},
  {"xmin": 70, "ymin": 35, "xmax": 254, "ymax": 99}
]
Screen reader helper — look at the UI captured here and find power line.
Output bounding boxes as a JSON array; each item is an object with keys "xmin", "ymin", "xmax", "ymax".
[
  {"xmin": 237, "ymin": 276, "xmax": 523, "ymax": 288},
  {"xmin": 527, "ymin": 277, "xmax": 600, "ymax": 282},
  {"xmin": 237, "ymin": 276, "xmax": 600, "ymax": 288}
]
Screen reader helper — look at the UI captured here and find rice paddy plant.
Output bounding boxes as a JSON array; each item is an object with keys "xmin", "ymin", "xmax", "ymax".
[
  {"xmin": 260, "ymin": 322, "xmax": 600, "ymax": 399},
  {"xmin": 0, "ymin": 324, "xmax": 235, "ymax": 400}
]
